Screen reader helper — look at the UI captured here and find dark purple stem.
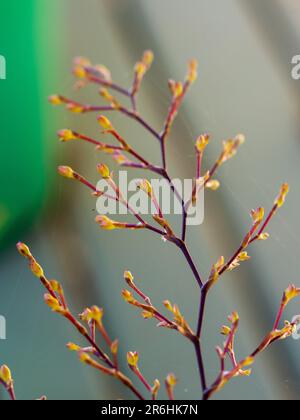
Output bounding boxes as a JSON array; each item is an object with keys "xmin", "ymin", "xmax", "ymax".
[
  {"xmin": 174, "ymin": 239, "xmax": 203, "ymax": 288},
  {"xmin": 194, "ymin": 341, "xmax": 207, "ymax": 395}
]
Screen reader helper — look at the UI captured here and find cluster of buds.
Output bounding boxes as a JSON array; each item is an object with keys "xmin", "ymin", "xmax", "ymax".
[
  {"xmin": 162, "ymin": 59, "xmax": 198, "ymax": 144},
  {"xmin": 132, "ymin": 50, "xmax": 154, "ymax": 99},
  {"xmin": 14, "ymin": 50, "xmax": 297, "ymax": 401},
  {"xmin": 205, "ymin": 284, "xmax": 300, "ymax": 400},
  {"xmin": 122, "ymin": 272, "xmax": 196, "ymax": 342},
  {"xmin": 17, "ymin": 244, "xmax": 154, "ymax": 400}
]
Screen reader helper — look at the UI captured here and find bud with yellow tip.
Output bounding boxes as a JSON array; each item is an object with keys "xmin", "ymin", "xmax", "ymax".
[
  {"xmin": 165, "ymin": 373, "xmax": 178, "ymax": 398},
  {"xmin": 66, "ymin": 103, "xmax": 85, "ymax": 113},
  {"xmin": 16, "ymin": 242, "xmax": 32, "ymax": 259},
  {"xmin": 282, "ymin": 284, "xmax": 300, "ymax": 308},
  {"xmin": 79, "ymin": 352, "xmax": 92, "ymax": 364},
  {"xmin": 275, "ymin": 183, "xmax": 289, "ymax": 208},
  {"xmin": 187, "ymin": 59, "xmax": 198, "ymax": 83},
  {"xmin": 168, "ymin": 81, "xmax": 183, "ymax": 99},
  {"xmin": 48, "ymin": 95, "xmax": 63, "ymax": 105},
  {"xmin": 98, "ymin": 115, "xmax": 114, "ymax": 131},
  {"xmin": 58, "ymin": 129, "xmax": 78, "ymax": 142},
  {"xmin": 152, "ymin": 379, "xmax": 161, "ymax": 399},
  {"xmin": 122, "ymin": 289, "xmax": 135, "ymax": 304},
  {"xmin": 30, "ymin": 260, "xmax": 44, "ymax": 278},
  {"xmin": 258, "ymin": 233, "xmax": 270, "ymax": 241},
  {"xmin": 97, "ymin": 164, "xmax": 111, "ymax": 179},
  {"xmin": 251, "ymin": 207, "xmax": 265, "ymax": 225},
  {"xmin": 44, "ymin": 294, "xmax": 66, "ymax": 315},
  {"xmin": 163, "ymin": 300, "xmax": 174, "ymax": 312},
  {"xmin": 73, "ymin": 65, "xmax": 87, "ymax": 79},
  {"xmin": 134, "ymin": 62, "xmax": 147, "ymax": 78},
  {"xmin": 195, "ymin": 134, "xmax": 210, "ymax": 154},
  {"xmin": 49, "ymin": 280, "xmax": 64, "ymax": 295},
  {"xmin": 142, "ymin": 50, "xmax": 154, "ymax": 67},
  {"xmin": 90, "ymin": 306, "xmax": 104, "ymax": 324},
  {"xmin": 221, "ymin": 326, "xmax": 231, "ymax": 336},
  {"xmin": 221, "ymin": 135, "xmax": 245, "ymax": 164},
  {"xmin": 58, "ymin": 166, "xmax": 75, "ymax": 180},
  {"xmin": 206, "ymin": 180, "xmax": 220, "ymax": 191},
  {"xmin": 111, "ymin": 340, "xmax": 119, "ymax": 356},
  {"xmin": 67, "ymin": 343, "xmax": 81, "ymax": 352},
  {"xmin": 124, "ymin": 271, "xmax": 134, "ymax": 286},
  {"xmin": 228, "ymin": 312, "xmax": 239, "ymax": 324},
  {"xmin": 127, "ymin": 351, "xmax": 139, "ymax": 368},
  {"xmin": 0, "ymin": 365, "xmax": 12, "ymax": 386},
  {"xmin": 137, "ymin": 179, "xmax": 153, "ymax": 196},
  {"xmin": 95, "ymin": 215, "xmax": 117, "ymax": 231},
  {"xmin": 208, "ymin": 256, "xmax": 225, "ymax": 287}
]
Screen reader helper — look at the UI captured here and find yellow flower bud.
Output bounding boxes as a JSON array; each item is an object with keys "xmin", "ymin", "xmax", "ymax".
[
  {"xmin": 90, "ymin": 306, "xmax": 104, "ymax": 323},
  {"xmin": 44, "ymin": 294, "xmax": 65, "ymax": 314},
  {"xmin": 152, "ymin": 379, "xmax": 161, "ymax": 399},
  {"xmin": 16, "ymin": 242, "xmax": 32, "ymax": 259},
  {"xmin": 221, "ymin": 326, "xmax": 231, "ymax": 336},
  {"xmin": 122, "ymin": 289, "xmax": 135, "ymax": 304},
  {"xmin": 127, "ymin": 351, "xmax": 139, "ymax": 368},
  {"xmin": 80, "ymin": 308, "xmax": 92, "ymax": 322},
  {"xmin": 97, "ymin": 164, "xmax": 111, "ymax": 179},
  {"xmin": 173, "ymin": 82, "xmax": 183, "ymax": 98},
  {"xmin": 137, "ymin": 179, "xmax": 153, "ymax": 196},
  {"xmin": 79, "ymin": 352, "xmax": 92, "ymax": 364},
  {"xmin": 238, "ymin": 252, "xmax": 251, "ymax": 262},
  {"xmin": 283, "ymin": 284, "xmax": 300, "ymax": 307},
  {"xmin": 30, "ymin": 260, "xmax": 44, "ymax": 278},
  {"xmin": 67, "ymin": 343, "xmax": 81, "ymax": 352},
  {"xmin": 58, "ymin": 129, "xmax": 78, "ymax": 142},
  {"xmin": 95, "ymin": 215, "xmax": 116, "ymax": 230},
  {"xmin": 195, "ymin": 134, "xmax": 210, "ymax": 153},
  {"xmin": 58, "ymin": 166, "xmax": 75, "ymax": 180},
  {"xmin": 258, "ymin": 233, "xmax": 270, "ymax": 241},
  {"xmin": 163, "ymin": 300, "xmax": 174, "ymax": 312},
  {"xmin": 142, "ymin": 311, "xmax": 154, "ymax": 319},
  {"xmin": 48, "ymin": 95, "xmax": 63, "ymax": 105},
  {"xmin": 111, "ymin": 340, "xmax": 119, "ymax": 356},
  {"xmin": 251, "ymin": 207, "xmax": 265, "ymax": 225},
  {"xmin": 239, "ymin": 369, "xmax": 252, "ymax": 377},
  {"xmin": 113, "ymin": 152, "xmax": 127, "ymax": 165},
  {"xmin": 66, "ymin": 103, "xmax": 85, "ymax": 113},
  {"xmin": 0, "ymin": 365, "xmax": 12, "ymax": 385},
  {"xmin": 135, "ymin": 62, "xmax": 146, "ymax": 78},
  {"xmin": 187, "ymin": 59, "xmax": 198, "ymax": 83},
  {"xmin": 206, "ymin": 180, "xmax": 220, "ymax": 191},
  {"xmin": 275, "ymin": 183, "xmax": 289, "ymax": 208},
  {"xmin": 166, "ymin": 373, "xmax": 177, "ymax": 387},
  {"xmin": 49, "ymin": 280, "xmax": 63, "ymax": 295},
  {"xmin": 228, "ymin": 312, "xmax": 239, "ymax": 324},
  {"xmin": 98, "ymin": 115, "xmax": 114, "ymax": 130},
  {"xmin": 73, "ymin": 65, "xmax": 87, "ymax": 79},
  {"xmin": 221, "ymin": 135, "xmax": 245, "ymax": 163},
  {"xmin": 124, "ymin": 271, "xmax": 134, "ymax": 285},
  {"xmin": 142, "ymin": 50, "xmax": 154, "ymax": 67}
]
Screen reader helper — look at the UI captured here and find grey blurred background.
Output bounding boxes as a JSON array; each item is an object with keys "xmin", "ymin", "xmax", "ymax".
[{"xmin": 1, "ymin": 0, "xmax": 300, "ymax": 400}]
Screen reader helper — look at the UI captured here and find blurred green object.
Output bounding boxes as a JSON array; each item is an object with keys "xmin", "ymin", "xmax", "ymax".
[{"xmin": 0, "ymin": 1, "xmax": 62, "ymax": 247}]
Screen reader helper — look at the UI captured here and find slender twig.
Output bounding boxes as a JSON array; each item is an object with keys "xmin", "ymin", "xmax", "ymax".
[{"xmin": 194, "ymin": 341, "xmax": 207, "ymax": 394}]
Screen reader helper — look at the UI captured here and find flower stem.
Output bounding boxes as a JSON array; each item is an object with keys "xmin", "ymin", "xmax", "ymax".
[
  {"xmin": 194, "ymin": 340, "xmax": 207, "ymax": 396},
  {"xmin": 175, "ymin": 240, "xmax": 203, "ymax": 288}
]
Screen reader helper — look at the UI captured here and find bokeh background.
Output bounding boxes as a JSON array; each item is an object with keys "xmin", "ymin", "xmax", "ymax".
[{"xmin": 1, "ymin": 0, "xmax": 300, "ymax": 400}]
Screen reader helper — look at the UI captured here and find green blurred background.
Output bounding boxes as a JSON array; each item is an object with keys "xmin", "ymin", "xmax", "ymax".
[{"xmin": 1, "ymin": 0, "xmax": 300, "ymax": 400}]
